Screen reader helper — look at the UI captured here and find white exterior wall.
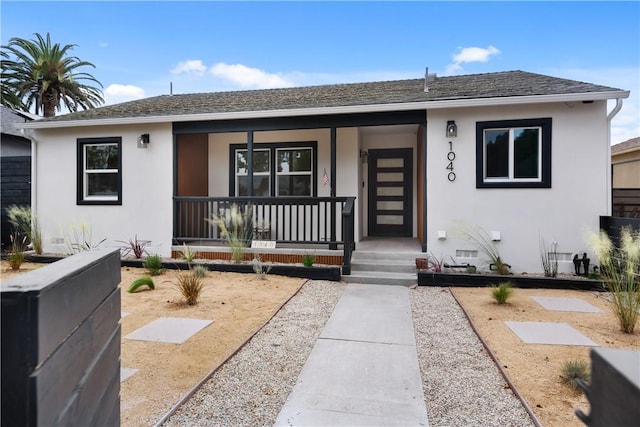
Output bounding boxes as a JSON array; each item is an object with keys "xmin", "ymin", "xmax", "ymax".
[
  {"xmin": 33, "ymin": 123, "xmax": 174, "ymax": 256},
  {"xmin": 426, "ymin": 101, "xmax": 609, "ymax": 273}
]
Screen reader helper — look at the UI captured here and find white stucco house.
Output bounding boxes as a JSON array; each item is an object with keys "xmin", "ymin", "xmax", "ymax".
[{"xmin": 16, "ymin": 70, "xmax": 629, "ymax": 274}]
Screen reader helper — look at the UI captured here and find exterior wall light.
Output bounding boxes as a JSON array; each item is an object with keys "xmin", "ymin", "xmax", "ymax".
[
  {"xmin": 360, "ymin": 149, "xmax": 368, "ymax": 163},
  {"xmin": 137, "ymin": 133, "xmax": 150, "ymax": 149},
  {"xmin": 446, "ymin": 120, "xmax": 457, "ymax": 138}
]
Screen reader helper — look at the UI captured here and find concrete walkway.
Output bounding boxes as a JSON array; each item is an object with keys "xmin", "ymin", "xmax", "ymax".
[{"xmin": 274, "ymin": 283, "xmax": 429, "ymax": 426}]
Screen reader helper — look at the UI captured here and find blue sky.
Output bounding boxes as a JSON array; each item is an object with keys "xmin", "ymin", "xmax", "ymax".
[{"xmin": 2, "ymin": 1, "xmax": 638, "ymax": 144}]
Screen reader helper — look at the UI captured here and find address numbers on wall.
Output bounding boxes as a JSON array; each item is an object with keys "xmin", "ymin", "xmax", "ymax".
[{"xmin": 447, "ymin": 141, "xmax": 456, "ymax": 182}]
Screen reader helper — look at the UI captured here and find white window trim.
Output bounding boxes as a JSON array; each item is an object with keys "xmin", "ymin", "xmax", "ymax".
[
  {"xmin": 83, "ymin": 142, "xmax": 119, "ymax": 202},
  {"xmin": 483, "ymin": 126, "xmax": 542, "ymax": 183},
  {"xmin": 275, "ymin": 147, "xmax": 313, "ymax": 197}
]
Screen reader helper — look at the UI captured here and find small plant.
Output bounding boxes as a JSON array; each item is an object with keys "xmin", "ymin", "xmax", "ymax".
[
  {"xmin": 457, "ymin": 223, "xmax": 510, "ymax": 275},
  {"xmin": 118, "ymin": 235, "xmax": 150, "ymax": 259},
  {"xmin": 143, "ymin": 254, "xmax": 165, "ymax": 276},
  {"xmin": 191, "ymin": 264, "xmax": 208, "ymax": 278},
  {"xmin": 7, "ymin": 205, "xmax": 43, "ymax": 254},
  {"xmin": 491, "ymin": 282, "xmax": 513, "ymax": 304},
  {"xmin": 174, "ymin": 272, "xmax": 204, "ymax": 305},
  {"xmin": 540, "ymin": 238, "xmax": 559, "ymax": 278},
  {"xmin": 302, "ymin": 253, "xmax": 315, "ymax": 267},
  {"xmin": 589, "ymin": 227, "xmax": 640, "ymax": 334},
  {"xmin": 252, "ymin": 255, "xmax": 272, "ymax": 279},
  {"xmin": 179, "ymin": 243, "xmax": 196, "ymax": 263},
  {"xmin": 128, "ymin": 276, "xmax": 155, "ymax": 293},
  {"xmin": 62, "ymin": 221, "xmax": 106, "ymax": 254},
  {"xmin": 560, "ymin": 359, "xmax": 590, "ymax": 392},
  {"xmin": 427, "ymin": 252, "xmax": 449, "ymax": 272},
  {"xmin": 208, "ymin": 203, "xmax": 253, "ymax": 263},
  {"xmin": 6, "ymin": 232, "xmax": 27, "ymax": 270}
]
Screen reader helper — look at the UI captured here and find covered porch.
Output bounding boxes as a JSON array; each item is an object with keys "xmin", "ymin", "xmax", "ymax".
[{"xmin": 171, "ymin": 111, "xmax": 428, "ymax": 274}]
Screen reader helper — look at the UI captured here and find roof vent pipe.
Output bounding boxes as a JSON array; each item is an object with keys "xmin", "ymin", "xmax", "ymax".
[{"xmin": 424, "ymin": 67, "xmax": 437, "ymax": 93}]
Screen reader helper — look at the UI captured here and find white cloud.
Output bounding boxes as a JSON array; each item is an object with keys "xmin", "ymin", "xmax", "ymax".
[
  {"xmin": 98, "ymin": 41, "xmax": 109, "ymax": 48},
  {"xmin": 445, "ymin": 45, "xmax": 501, "ymax": 75},
  {"xmin": 103, "ymin": 84, "xmax": 145, "ymax": 105},
  {"xmin": 170, "ymin": 60, "xmax": 207, "ymax": 76},
  {"xmin": 210, "ymin": 63, "xmax": 294, "ymax": 89}
]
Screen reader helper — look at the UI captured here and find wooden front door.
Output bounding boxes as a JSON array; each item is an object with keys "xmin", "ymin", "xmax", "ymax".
[{"xmin": 368, "ymin": 148, "xmax": 412, "ymax": 237}]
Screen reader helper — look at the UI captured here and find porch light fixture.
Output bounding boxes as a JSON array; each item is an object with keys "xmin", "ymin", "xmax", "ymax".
[
  {"xmin": 446, "ymin": 121, "xmax": 457, "ymax": 138},
  {"xmin": 137, "ymin": 133, "xmax": 150, "ymax": 149},
  {"xmin": 360, "ymin": 149, "xmax": 368, "ymax": 163}
]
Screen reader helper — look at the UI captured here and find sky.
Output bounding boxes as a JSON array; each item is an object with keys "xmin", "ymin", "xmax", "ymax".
[{"xmin": 1, "ymin": 1, "xmax": 639, "ymax": 144}]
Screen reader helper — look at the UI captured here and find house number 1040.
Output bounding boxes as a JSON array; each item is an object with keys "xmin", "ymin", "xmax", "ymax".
[{"xmin": 447, "ymin": 141, "xmax": 456, "ymax": 181}]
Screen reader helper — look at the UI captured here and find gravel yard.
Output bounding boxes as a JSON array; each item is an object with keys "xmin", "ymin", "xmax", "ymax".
[{"xmin": 164, "ymin": 282, "xmax": 534, "ymax": 426}]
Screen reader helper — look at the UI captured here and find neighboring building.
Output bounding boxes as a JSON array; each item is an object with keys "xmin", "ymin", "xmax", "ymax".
[
  {"xmin": 1, "ymin": 106, "xmax": 34, "ymax": 249},
  {"xmin": 611, "ymin": 136, "xmax": 640, "ymax": 218},
  {"xmin": 15, "ymin": 70, "xmax": 629, "ymax": 273}
]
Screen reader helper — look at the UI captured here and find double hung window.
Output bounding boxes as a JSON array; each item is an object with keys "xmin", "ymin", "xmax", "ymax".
[{"xmin": 77, "ymin": 137, "xmax": 122, "ymax": 204}]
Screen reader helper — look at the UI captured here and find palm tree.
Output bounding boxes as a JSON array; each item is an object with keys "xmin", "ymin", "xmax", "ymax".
[{"xmin": 1, "ymin": 32, "xmax": 104, "ymax": 117}]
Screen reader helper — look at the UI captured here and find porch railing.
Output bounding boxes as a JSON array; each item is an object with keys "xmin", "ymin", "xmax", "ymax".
[{"xmin": 174, "ymin": 196, "xmax": 356, "ymax": 273}]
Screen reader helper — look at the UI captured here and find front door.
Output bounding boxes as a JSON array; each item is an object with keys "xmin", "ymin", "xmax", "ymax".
[{"xmin": 368, "ymin": 148, "xmax": 412, "ymax": 237}]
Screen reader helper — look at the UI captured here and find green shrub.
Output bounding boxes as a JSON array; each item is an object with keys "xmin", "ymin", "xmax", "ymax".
[
  {"xmin": 208, "ymin": 204, "xmax": 252, "ymax": 263},
  {"xmin": 6, "ymin": 232, "xmax": 27, "ymax": 270},
  {"xmin": 175, "ymin": 272, "xmax": 204, "ymax": 305},
  {"xmin": 191, "ymin": 264, "xmax": 208, "ymax": 278},
  {"xmin": 302, "ymin": 254, "xmax": 315, "ymax": 267},
  {"xmin": 7, "ymin": 205, "xmax": 42, "ymax": 254},
  {"xmin": 589, "ymin": 227, "xmax": 640, "ymax": 334},
  {"xmin": 491, "ymin": 282, "xmax": 513, "ymax": 304},
  {"xmin": 457, "ymin": 223, "xmax": 510, "ymax": 275},
  {"xmin": 143, "ymin": 254, "xmax": 165, "ymax": 276},
  {"xmin": 128, "ymin": 276, "xmax": 155, "ymax": 293},
  {"xmin": 252, "ymin": 256, "xmax": 272, "ymax": 279},
  {"xmin": 560, "ymin": 359, "xmax": 590, "ymax": 392},
  {"xmin": 179, "ymin": 243, "xmax": 196, "ymax": 263}
]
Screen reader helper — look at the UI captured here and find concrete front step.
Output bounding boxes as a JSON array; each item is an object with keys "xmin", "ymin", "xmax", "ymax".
[
  {"xmin": 343, "ymin": 271, "xmax": 417, "ymax": 286},
  {"xmin": 351, "ymin": 251, "xmax": 423, "ymax": 262},
  {"xmin": 350, "ymin": 259, "xmax": 417, "ymax": 274}
]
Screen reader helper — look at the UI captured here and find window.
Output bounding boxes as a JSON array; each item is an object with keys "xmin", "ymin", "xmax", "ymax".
[
  {"xmin": 77, "ymin": 137, "xmax": 122, "ymax": 205},
  {"xmin": 476, "ymin": 118, "xmax": 551, "ymax": 188},
  {"xmin": 231, "ymin": 142, "xmax": 316, "ymax": 196}
]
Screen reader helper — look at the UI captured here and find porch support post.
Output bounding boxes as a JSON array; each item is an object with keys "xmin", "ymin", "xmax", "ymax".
[
  {"xmin": 247, "ymin": 130, "xmax": 254, "ymax": 196},
  {"xmin": 330, "ymin": 127, "xmax": 337, "ymax": 249},
  {"xmin": 421, "ymin": 119, "xmax": 428, "ymax": 252}
]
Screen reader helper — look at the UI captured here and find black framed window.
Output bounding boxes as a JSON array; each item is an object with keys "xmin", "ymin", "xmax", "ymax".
[
  {"xmin": 230, "ymin": 142, "xmax": 317, "ymax": 196},
  {"xmin": 476, "ymin": 118, "xmax": 552, "ymax": 188},
  {"xmin": 77, "ymin": 137, "xmax": 122, "ymax": 205}
]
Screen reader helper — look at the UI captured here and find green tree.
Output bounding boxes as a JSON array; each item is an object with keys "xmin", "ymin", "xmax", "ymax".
[{"xmin": 1, "ymin": 32, "xmax": 104, "ymax": 117}]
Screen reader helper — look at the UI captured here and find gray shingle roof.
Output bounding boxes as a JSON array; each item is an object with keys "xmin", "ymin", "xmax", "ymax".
[
  {"xmin": 612, "ymin": 137, "xmax": 640, "ymax": 154},
  {"xmin": 0, "ymin": 106, "xmax": 33, "ymax": 137},
  {"xmin": 44, "ymin": 70, "xmax": 624, "ymax": 123}
]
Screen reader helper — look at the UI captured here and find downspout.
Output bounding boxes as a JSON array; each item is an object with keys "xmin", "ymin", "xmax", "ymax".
[
  {"xmin": 606, "ymin": 98, "xmax": 624, "ymax": 216},
  {"xmin": 20, "ymin": 128, "xmax": 37, "ymax": 242}
]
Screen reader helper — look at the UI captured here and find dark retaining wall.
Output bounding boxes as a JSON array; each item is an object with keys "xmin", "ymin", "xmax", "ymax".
[
  {"xmin": 1, "ymin": 249, "xmax": 121, "ymax": 427},
  {"xmin": 418, "ymin": 271, "xmax": 604, "ymax": 291}
]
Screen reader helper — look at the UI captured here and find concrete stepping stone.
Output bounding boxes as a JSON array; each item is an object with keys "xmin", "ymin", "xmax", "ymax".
[
  {"xmin": 531, "ymin": 296, "xmax": 603, "ymax": 313},
  {"xmin": 124, "ymin": 317, "xmax": 213, "ymax": 344},
  {"xmin": 120, "ymin": 367, "xmax": 138, "ymax": 382},
  {"xmin": 505, "ymin": 321, "xmax": 599, "ymax": 346}
]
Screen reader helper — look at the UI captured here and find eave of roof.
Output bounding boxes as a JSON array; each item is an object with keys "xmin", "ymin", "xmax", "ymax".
[{"xmin": 17, "ymin": 90, "xmax": 629, "ymax": 130}]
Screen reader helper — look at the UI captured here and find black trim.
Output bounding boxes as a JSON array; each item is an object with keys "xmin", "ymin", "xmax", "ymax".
[
  {"xmin": 229, "ymin": 141, "xmax": 318, "ymax": 197},
  {"xmin": 76, "ymin": 137, "xmax": 122, "ymax": 205},
  {"xmin": 476, "ymin": 118, "xmax": 552, "ymax": 189},
  {"xmin": 173, "ymin": 110, "xmax": 426, "ymax": 134}
]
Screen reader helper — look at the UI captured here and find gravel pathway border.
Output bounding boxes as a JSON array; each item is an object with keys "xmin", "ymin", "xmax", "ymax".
[{"xmin": 163, "ymin": 282, "xmax": 535, "ymax": 426}]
